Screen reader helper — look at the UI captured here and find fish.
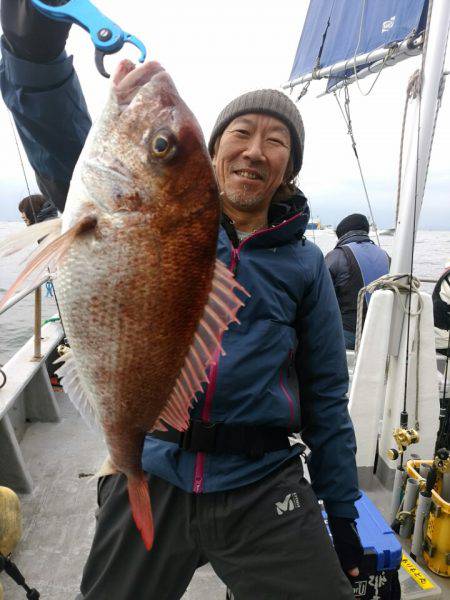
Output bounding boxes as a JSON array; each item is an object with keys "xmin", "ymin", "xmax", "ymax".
[{"xmin": 0, "ymin": 60, "xmax": 247, "ymax": 550}]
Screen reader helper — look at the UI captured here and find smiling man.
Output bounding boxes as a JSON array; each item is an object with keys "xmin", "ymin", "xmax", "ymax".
[{"xmin": 79, "ymin": 91, "xmax": 363, "ymax": 599}]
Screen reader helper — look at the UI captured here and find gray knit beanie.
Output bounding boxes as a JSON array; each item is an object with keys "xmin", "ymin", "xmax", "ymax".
[{"xmin": 208, "ymin": 89, "xmax": 305, "ymax": 177}]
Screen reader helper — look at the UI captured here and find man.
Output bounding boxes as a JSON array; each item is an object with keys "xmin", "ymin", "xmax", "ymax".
[
  {"xmin": 325, "ymin": 214, "xmax": 389, "ymax": 350},
  {"xmin": 0, "ymin": 2, "xmax": 362, "ymax": 598}
]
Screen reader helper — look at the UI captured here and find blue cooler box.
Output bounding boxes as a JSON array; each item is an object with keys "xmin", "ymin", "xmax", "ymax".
[{"xmin": 349, "ymin": 492, "xmax": 402, "ymax": 599}]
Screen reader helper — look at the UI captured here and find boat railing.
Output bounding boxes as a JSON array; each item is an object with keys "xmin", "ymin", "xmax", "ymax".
[
  {"xmin": 0, "ymin": 276, "xmax": 63, "ymax": 493},
  {"xmin": 0, "ymin": 274, "xmax": 51, "ymax": 359}
]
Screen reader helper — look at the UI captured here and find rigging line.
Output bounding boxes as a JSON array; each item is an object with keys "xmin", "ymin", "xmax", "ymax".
[
  {"xmin": 295, "ymin": 0, "xmax": 336, "ymax": 101},
  {"xmin": 352, "ymin": 0, "xmax": 393, "ymax": 96},
  {"xmin": 7, "ymin": 112, "xmax": 38, "ymax": 225},
  {"xmin": 333, "ymin": 87, "xmax": 381, "ymax": 246}
]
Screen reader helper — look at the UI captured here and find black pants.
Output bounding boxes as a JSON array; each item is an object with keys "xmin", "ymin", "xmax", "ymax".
[{"xmin": 76, "ymin": 458, "xmax": 354, "ymax": 600}]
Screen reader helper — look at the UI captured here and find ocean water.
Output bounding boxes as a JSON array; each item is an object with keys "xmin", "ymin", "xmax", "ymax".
[{"xmin": 1, "ymin": 221, "xmax": 449, "ymax": 365}]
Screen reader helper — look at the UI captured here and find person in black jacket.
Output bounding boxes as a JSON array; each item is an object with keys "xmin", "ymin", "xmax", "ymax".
[
  {"xmin": 18, "ymin": 193, "xmax": 58, "ymax": 224},
  {"xmin": 325, "ymin": 214, "xmax": 389, "ymax": 350}
]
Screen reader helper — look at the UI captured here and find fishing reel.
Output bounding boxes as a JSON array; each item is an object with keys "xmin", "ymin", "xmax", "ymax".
[
  {"xmin": 434, "ymin": 448, "xmax": 450, "ymax": 474},
  {"xmin": 387, "ymin": 427, "xmax": 420, "ymax": 460},
  {"xmin": 57, "ymin": 344, "xmax": 70, "ymax": 357}
]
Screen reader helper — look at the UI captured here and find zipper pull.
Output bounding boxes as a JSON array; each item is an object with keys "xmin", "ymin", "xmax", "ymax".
[{"xmin": 230, "ymin": 247, "xmax": 240, "ymax": 273}]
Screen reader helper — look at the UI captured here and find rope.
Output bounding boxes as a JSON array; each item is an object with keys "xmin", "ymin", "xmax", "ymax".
[
  {"xmin": 7, "ymin": 112, "xmax": 39, "ymax": 224},
  {"xmin": 395, "ymin": 70, "xmax": 422, "ymax": 224},
  {"xmin": 333, "ymin": 87, "xmax": 381, "ymax": 245},
  {"xmin": 354, "ymin": 274, "xmax": 423, "ymax": 356}
]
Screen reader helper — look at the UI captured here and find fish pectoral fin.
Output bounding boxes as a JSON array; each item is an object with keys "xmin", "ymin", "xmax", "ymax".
[
  {"xmin": 55, "ymin": 349, "xmax": 101, "ymax": 431},
  {"xmin": 0, "ymin": 217, "xmax": 62, "ymax": 257},
  {"xmin": 0, "ymin": 214, "xmax": 97, "ymax": 311},
  {"xmin": 152, "ymin": 259, "xmax": 249, "ymax": 433}
]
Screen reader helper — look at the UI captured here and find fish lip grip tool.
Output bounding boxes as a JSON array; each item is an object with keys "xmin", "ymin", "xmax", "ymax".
[{"xmin": 30, "ymin": 0, "xmax": 147, "ymax": 77}]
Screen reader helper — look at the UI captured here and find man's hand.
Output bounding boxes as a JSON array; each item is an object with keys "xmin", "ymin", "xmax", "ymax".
[
  {"xmin": 328, "ymin": 516, "xmax": 364, "ymax": 577},
  {"xmin": 1, "ymin": 0, "xmax": 71, "ymax": 62}
]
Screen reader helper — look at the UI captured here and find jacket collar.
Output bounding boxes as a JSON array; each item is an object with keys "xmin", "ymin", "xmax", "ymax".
[
  {"xmin": 335, "ymin": 230, "xmax": 372, "ymax": 248},
  {"xmin": 221, "ymin": 187, "xmax": 310, "ymax": 248}
]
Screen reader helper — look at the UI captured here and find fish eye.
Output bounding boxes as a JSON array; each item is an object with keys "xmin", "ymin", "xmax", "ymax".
[{"xmin": 150, "ymin": 130, "xmax": 177, "ymax": 160}]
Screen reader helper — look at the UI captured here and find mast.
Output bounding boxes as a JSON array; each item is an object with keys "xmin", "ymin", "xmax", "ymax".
[{"xmin": 378, "ymin": 0, "xmax": 450, "ymax": 478}]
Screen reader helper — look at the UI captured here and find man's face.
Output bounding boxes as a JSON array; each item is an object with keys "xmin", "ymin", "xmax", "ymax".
[{"xmin": 212, "ymin": 113, "xmax": 291, "ymax": 212}]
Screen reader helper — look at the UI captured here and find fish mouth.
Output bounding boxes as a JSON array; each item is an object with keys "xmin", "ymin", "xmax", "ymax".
[{"xmin": 113, "ymin": 61, "xmax": 167, "ymax": 107}]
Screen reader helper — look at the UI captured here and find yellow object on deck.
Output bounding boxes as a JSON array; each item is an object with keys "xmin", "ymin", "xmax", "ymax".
[
  {"xmin": 408, "ymin": 460, "xmax": 450, "ymax": 577},
  {"xmin": 0, "ymin": 486, "xmax": 22, "ymax": 556}
]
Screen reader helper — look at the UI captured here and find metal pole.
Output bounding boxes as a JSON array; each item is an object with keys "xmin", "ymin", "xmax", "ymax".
[
  {"xmin": 282, "ymin": 37, "xmax": 422, "ymax": 89},
  {"xmin": 377, "ymin": 0, "xmax": 450, "ymax": 482},
  {"xmin": 34, "ymin": 286, "xmax": 42, "ymax": 359},
  {"xmin": 391, "ymin": 1, "xmax": 450, "ymax": 273}
]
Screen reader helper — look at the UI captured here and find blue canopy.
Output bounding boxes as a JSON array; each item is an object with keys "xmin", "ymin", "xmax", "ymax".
[{"xmin": 289, "ymin": 0, "xmax": 428, "ymax": 84}]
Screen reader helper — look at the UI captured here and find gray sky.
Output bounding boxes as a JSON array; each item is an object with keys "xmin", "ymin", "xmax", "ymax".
[{"xmin": 0, "ymin": 0, "xmax": 449, "ymax": 227}]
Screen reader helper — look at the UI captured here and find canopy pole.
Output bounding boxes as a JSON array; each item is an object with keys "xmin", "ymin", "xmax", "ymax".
[{"xmin": 283, "ymin": 36, "xmax": 422, "ymax": 90}]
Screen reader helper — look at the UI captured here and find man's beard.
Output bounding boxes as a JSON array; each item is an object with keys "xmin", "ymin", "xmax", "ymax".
[{"xmin": 225, "ymin": 186, "xmax": 264, "ymax": 210}]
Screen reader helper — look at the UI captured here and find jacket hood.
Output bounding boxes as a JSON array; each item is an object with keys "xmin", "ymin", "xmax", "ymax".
[{"xmin": 336, "ymin": 229, "xmax": 372, "ymax": 248}]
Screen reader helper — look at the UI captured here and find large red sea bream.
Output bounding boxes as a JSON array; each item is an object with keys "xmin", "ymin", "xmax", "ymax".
[{"xmin": 0, "ymin": 60, "xmax": 247, "ymax": 550}]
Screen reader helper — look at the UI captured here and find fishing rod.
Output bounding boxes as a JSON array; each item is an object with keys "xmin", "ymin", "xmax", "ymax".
[{"xmin": 0, "ymin": 553, "xmax": 40, "ymax": 599}]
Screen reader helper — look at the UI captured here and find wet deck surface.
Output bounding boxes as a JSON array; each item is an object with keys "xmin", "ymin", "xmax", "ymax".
[{"xmin": 1, "ymin": 392, "xmax": 449, "ymax": 599}]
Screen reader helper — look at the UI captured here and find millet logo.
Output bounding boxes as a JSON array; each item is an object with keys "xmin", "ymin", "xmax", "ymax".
[{"xmin": 275, "ymin": 492, "xmax": 301, "ymax": 515}]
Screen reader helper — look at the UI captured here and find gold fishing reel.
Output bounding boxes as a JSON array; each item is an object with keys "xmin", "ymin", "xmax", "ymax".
[
  {"xmin": 387, "ymin": 427, "xmax": 420, "ymax": 460},
  {"xmin": 434, "ymin": 448, "xmax": 450, "ymax": 474},
  {"xmin": 57, "ymin": 344, "xmax": 70, "ymax": 357}
]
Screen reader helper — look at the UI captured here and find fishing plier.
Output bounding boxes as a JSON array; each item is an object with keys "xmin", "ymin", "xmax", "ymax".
[{"xmin": 30, "ymin": 0, "xmax": 146, "ymax": 78}]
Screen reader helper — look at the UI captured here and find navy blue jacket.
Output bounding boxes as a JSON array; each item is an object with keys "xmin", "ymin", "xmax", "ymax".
[
  {"xmin": 0, "ymin": 37, "xmax": 91, "ymax": 212},
  {"xmin": 0, "ymin": 45, "xmax": 359, "ymax": 519}
]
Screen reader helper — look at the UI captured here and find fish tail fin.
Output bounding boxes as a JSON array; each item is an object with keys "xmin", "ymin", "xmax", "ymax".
[{"xmin": 127, "ymin": 474, "xmax": 154, "ymax": 551}]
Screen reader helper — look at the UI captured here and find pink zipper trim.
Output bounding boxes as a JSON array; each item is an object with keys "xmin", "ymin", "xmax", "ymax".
[
  {"xmin": 192, "ymin": 214, "xmax": 303, "ymax": 492},
  {"xmin": 279, "ymin": 369, "xmax": 295, "ymax": 428},
  {"xmin": 193, "ymin": 239, "xmax": 245, "ymax": 492},
  {"xmin": 235, "ymin": 211, "xmax": 304, "ymax": 251}
]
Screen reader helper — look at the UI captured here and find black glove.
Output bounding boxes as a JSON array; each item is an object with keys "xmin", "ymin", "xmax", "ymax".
[
  {"xmin": 328, "ymin": 516, "xmax": 364, "ymax": 573},
  {"xmin": 1, "ymin": 0, "xmax": 71, "ymax": 62}
]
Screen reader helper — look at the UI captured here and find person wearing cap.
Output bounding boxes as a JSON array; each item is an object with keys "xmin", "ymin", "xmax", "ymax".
[
  {"xmin": 325, "ymin": 214, "xmax": 390, "ymax": 350},
  {"xmin": 1, "ymin": 2, "xmax": 362, "ymax": 598}
]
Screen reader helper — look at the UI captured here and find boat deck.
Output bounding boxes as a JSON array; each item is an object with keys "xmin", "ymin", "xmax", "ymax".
[{"xmin": 1, "ymin": 392, "xmax": 449, "ymax": 599}]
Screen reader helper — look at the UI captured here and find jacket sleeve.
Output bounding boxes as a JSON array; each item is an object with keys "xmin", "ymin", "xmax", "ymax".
[
  {"xmin": 295, "ymin": 250, "xmax": 360, "ymax": 519},
  {"xmin": 0, "ymin": 36, "xmax": 91, "ymax": 211}
]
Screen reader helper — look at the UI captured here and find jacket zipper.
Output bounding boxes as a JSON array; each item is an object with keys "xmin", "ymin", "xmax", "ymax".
[
  {"xmin": 279, "ymin": 349, "xmax": 295, "ymax": 427},
  {"xmin": 192, "ymin": 214, "xmax": 303, "ymax": 492}
]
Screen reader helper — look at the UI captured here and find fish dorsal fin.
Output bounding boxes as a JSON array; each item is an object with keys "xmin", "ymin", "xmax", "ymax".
[
  {"xmin": 152, "ymin": 259, "xmax": 249, "ymax": 432},
  {"xmin": 55, "ymin": 349, "xmax": 101, "ymax": 430},
  {"xmin": 0, "ymin": 215, "xmax": 97, "ymax": 311}
]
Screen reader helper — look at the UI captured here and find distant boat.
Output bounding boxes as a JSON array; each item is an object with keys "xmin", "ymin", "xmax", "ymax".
[
  {"xmin": 379, "ymin": 228, "xmax": 395, "ymax": 236},
  {"xmin": 306, "ymin": 217, "xmax": 322, "ymax": 230}
]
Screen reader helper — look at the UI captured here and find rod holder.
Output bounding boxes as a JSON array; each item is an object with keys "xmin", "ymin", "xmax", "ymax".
[{"xmin": 399, "ymin": 477, "xmax": 420, "ymax": 538}]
